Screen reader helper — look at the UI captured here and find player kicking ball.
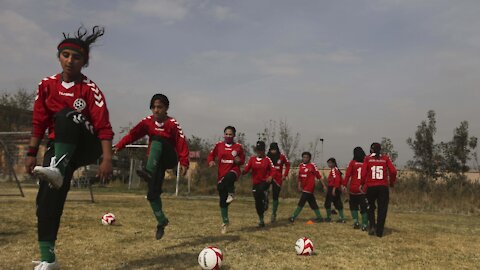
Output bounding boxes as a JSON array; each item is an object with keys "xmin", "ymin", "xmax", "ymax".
[
  {"xmin": 289, "ymin": 152, "xmax": 326, "ymax": 223},
  {"xmin": 208, "ymin": 126, "xmax": 245, "ymax": 234},
  {"xmin": 25, "ymin": 26, "xmax": 113, "ymax": 270},
  {"xmin": 114, "ymin": 94, "xmax": 189, "ymax": 240}
]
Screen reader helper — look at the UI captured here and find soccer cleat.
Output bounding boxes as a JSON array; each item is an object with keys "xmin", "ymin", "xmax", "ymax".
[
  {"xmin": 32, "ymin": 260, "xmax": 60, "ymax": 270},
  {"xmin": 271, "ymin": 214, "xmax": 277, "ymax": 223},
  {"xmin": 33, "ymin": 156, "xmax": 64, "ymax": 189},
  {"xmin": 289, "ymin": 217, "xmax": 295, "ymax": 223},
  {"xmin": 353, "ymin": 222, "xmax": 361, "ymax": 229},
  {"xmin": 361, "ymin": 225, "xmax": 368, "ymax": 231},
  {"xmin": 336, "ymin": 219, "xmax": 347, "ymax": 224},
  {"xmin": 136, "ymin": 169, "xmax": 152, "ymax": 182},
  {"xmin": 258, "ymin": 221, "xmax": 265, "ymax": 228},
  {"xmin": 156, "ymin": 218, "xmax": 169, "ymax": 240},
  {"xmin": 313, "ymin": 217, "xmax": 324, "ymax": 223},
  {"xmin": 221, "ymin": 223, "xmax": 228, "ymax": 234},
  {"xmin": 226, "ymin": 194, "xmax": 234, "ymax": 204},
  {"xmin": 324, "ymin": 217, "xmax": 332, "ymax": 223}
]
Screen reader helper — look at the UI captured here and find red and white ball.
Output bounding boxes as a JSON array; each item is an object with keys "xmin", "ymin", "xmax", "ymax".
[
  {"xmin": 198, "ymin": 246, "xmax": 223, "ymax": 270},
  {"xmin": 101, "ymin": 212, "xmax": 116, "ymax": 225},
  {"xmin": 295, "ymin": 237, "xmax": 314, "ymax": 256}
]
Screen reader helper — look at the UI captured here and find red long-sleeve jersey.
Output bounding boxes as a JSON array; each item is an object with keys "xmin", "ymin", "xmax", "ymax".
[
  {"xmin": 298, "ymin": 162, "xmax": 322, "ymax": 193},
  {"xmin": 343, "ymin": 160, "xmax": 365, "ymax": 194},
  {"xmin": 32, "ymin": 74, "xmax": 114, "ymax": 140},
  {"xmin": 271, "ymin": 154, "xmax": 291, "ymax": 186},
  {"xmin": 115, "ymin": 115, "xmax": 189, "ymax": 167},
  {"xmin": 360, "ymin": 154, "xmax": 397, "ymax": 188},
  {"xmin": 327, "ymin": 167, "xmax": 343, "ymax": 188},
  {"xmin": 207, "ymin": 142, "xmax": 245, "ymax": 182},
  {"xmin": 243, "ymin": 156, "xmax": 275, "ymax": 186}
]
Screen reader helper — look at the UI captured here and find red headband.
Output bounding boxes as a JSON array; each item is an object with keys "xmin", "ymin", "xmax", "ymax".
[{"xmin": 58, "ymin": 42, "xmax": 86, "ymax": 56}]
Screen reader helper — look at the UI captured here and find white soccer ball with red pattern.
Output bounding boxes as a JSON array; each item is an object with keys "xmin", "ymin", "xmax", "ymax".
[
  {"xmin": 198, "ymin": 246, "xmax": 223, "ymax": 269},
  {"xmin": 101, "ymin": 212, "xmax": 116, "ymax": 225},
  {"xmin": 295, "ymin": 237, "xmax": 314, "ymax": 255}
]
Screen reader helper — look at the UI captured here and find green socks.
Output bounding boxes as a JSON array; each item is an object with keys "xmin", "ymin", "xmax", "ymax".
[
  {"xmin": 146, "ymin": 140, "xmax": 163, "ymax": 174},
  {"xmin": 292, "ymin": 206, "xmax": 303, "ymax": 219},
  {"xmin": 326, "ymin": 208, "xmax": 332, "ymax": 219},
  {"xmin": 54, "ymin": 142, "xmax": 76, "ymax": 175},
  {"xmin": 338, "ymin": 209, "xmax": 345, "ymax": 220},
  {"xmin": 272, "ymin": 200, "xmax": 279, "ymax": 217},
  {"xmin": 361, "ymin": 212, "xmax": 368, "ymax": 226},
  {"xmin": 351, "ymin": 210, "xmax": 359, "ymax": 222},
  {"xmin": 314, "ymin": 209, "xmax": 323, "ymax": 219},
  {"xmin": 149, "ymin": 198, "xmax": 166, "ymax": 224},
  {"xmin": 259, "ymin": 214, "xmax": 264, "ymax": 223},
  {"xmin": 39, "ymin": 241, "xmax": 55, "ymax": 263},
  {"xmin": 220, "ymin": 207, "xmax": 229, "ymax": 224}
]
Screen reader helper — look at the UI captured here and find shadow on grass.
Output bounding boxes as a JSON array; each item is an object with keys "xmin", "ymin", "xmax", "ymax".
[
  {"xmin": 166, "ymin": 234, "xmax": 241, "ymax": 250},
  {"xmin": 383, "ymin": 227, "xmax": 401, "ymax": 236},
  {"xmin": 115, "ymin": 252, "xmax": 198, "ymax": 270},
  {"xmin": 238, "ymin": 218, "xmax": 293, "ymax": 233}
]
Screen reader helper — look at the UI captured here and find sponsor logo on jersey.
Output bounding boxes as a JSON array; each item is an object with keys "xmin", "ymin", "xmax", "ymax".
[
  {"xmin": 221, "ymin": 159, "xmax": 234, "ymax": 164},
  {"xmin": 59, "ymin": 91, "xmax": 74, "ymax": 97},
  {"xmin": 73, "ymin": 98, "xmax": 86, "ymax": 111}
]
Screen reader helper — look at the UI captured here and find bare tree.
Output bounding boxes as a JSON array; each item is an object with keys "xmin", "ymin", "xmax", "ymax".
[{"xmin": 278, "ymin": 119, "xmax": 300, "ymax": 160}]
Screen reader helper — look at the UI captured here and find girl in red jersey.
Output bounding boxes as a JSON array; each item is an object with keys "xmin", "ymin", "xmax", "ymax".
[
  {"xmin": 242, "ymin": 141, "xmax": 274, "ymax": 227},
  {"xmin": 289, "ymin": 152, "xmax": 326, "ymax": 223},
  {"xmin": 360, "ymin": 142, "xmax": 397, "ymax": 237},
  {"xmin": 266, "ymin": 142, "xmax": 290, "ymax": 223},
  {"xmin": 342, "ymin": 147, "xmax": 368, "ymax": 230},
  {"xmin": 324, "ymin": 158, "xmax": 346, "ymax": 223},
  {"xmin": 25, "ymin": 26, "xmax": 113, "ymax": 269},
  {"xmin": 114, "ymin": 94, "xmax": 189, "ymax": 240},
  {"xmin": 208, "ymin": 126, "xmax": 245, "ymax": 234}
]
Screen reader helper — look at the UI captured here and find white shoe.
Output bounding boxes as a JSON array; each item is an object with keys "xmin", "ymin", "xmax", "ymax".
[
  {"xmin": 32, "ymin": 260, "xmax": 60, "ymax": 270},
  {"xmin": 33, "ymin": 156, "xmax": 64, "ymax": 189},
  {"xmin": 221, "ymin": 223, "xmax": 228, "ymax": 234},
  {"xmin": 226, "ymin": 194, "xmax": 234, "ymax": 204}
]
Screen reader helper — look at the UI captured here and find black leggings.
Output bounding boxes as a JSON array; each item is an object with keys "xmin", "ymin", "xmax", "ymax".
[
  {"xmin": 271, "ymin": 181, "xmax": 281, "ymax": 201},
  {"xmin": 349, "ymin": 194, "xmax": 368, "ymax": 213},
  {"xmin": 297, "ymin": 192, "xmax": 319, "ymax": 210},
  {"xmin": 324, "ymin": 186, "xmax": 343, "ymax": 210},
  {"xmin": 252, "ymin": 182, "xmax": 270, "ymax": 217},
  {"xmin": 217, "ymin": 172, "xmax": 237, "ymax": 208},
  {"xmin": 36, "ymin": 108, "xmax": 102, "ymax": 241},
  {"xmin": 367, "ymin": 185, "xmax": 390, "ymax": 236},
  {"xmin": 146, "ymin": 137, "xmax": 177, "ymax": 201}
]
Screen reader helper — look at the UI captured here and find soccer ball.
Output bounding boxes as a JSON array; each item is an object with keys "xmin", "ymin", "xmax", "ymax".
[
  {"xmin": 295, "ymin": 237, "xmax": 314, "ymax": 255},
  {"xmin": 101, "ymin": 212, "xmax": 116, "ymax": 225},
  {"xmin": 198, "ymin": 246, "xmax": 223, "ymax": 269}
]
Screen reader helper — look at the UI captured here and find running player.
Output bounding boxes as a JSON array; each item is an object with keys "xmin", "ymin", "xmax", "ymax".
[
  {"xmin": 324, "ymin": 158, "xmax": 346, "ymax": 223},
  {"xmin": 267, "ymin": 142, "xmax": 290, "ymax": 223},
  {"xmin": 242, "ymin": 141, "xmax": 274, "ymax": 227},
  {"xmin": 114, "ymin": 94, "xmax": 189, "ymax": 240},
  {"xmin": 289, "ymin": 152, "xmax": 326, "ymax": 223},
  {"xmin": 207, "ymin": 126, "xmax": 245, "ymax": 234},
  {"xmin": 25, "ymin": 26, "xmax": 113, "ymax": 270},
  {"xmin": 360, "ymin": 142, "xmax": 397, "ymax": 237},
  {"xmin": 342, "ymin": 147, "xmax": 368, "ymax": 230}
]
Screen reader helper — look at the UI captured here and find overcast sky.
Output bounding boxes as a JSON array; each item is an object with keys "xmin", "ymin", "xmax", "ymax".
[{"xmin": 1, "ymin": 0, "xmax": 479, "ymax": 167}]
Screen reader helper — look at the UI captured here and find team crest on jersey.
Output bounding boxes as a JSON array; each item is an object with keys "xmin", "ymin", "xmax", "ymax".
[
  {"xmin": 73, "ymin": 98, "xmax": 86, "ymax": 112},
  {"xmin": 232, "ymin": 150, "xmax": 237, "ymax": 157},
  {"xmin": 304, "ymin": 168, "xmax": 308, "ymax": 172},
  {"xmin": 277, "ymin": 159, "xmax": 282, "ymax": 164}
]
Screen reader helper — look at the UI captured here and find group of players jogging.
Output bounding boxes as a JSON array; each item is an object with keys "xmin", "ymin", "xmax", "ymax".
[{"xmin": 25, "ymin": 26, "xmax": 397, "ymax": 269}]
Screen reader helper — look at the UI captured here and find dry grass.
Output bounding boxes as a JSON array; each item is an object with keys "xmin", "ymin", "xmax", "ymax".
[{"xmin": 1, "ymin": 183, "xmax": 480, "ymax": 270}]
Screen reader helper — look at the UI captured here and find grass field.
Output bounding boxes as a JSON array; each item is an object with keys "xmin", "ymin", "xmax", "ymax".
[{"xmin": 1, "ymin": 183, "xmax": 480, "ymax": 269}]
